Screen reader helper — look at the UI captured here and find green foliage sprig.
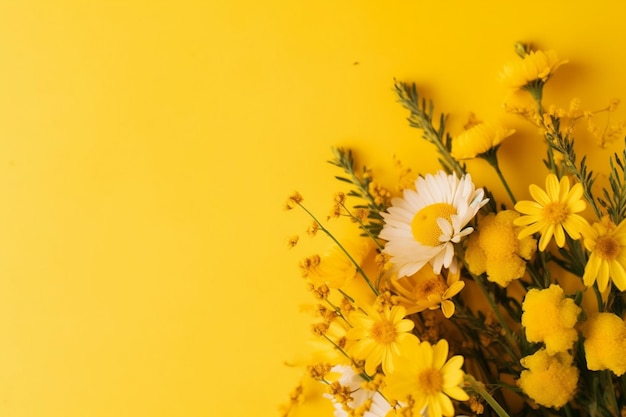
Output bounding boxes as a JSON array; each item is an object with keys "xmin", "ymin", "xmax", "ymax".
[
  {"xmin": 394, "ymin": 79, "xmax": 466, "ymax": 177},
  {"xmin": 599, "ymin": 143, "xmax": 626, "ymax": 225},
  {"xmin": 543, "ymin": 115, "xmax": 601, "ymax": 218},
  {"xmin": 328, "ymin": 147, "xmax": 387, "ymax": 238}
]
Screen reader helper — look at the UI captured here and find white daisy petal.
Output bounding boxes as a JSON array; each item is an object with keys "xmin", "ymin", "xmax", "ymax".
[{"xmin": 380, "ymin": 170, "xmax": 488, "ymax": 278}]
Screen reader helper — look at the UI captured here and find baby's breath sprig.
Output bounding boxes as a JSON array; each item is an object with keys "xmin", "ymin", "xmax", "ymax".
[
  {"xmin": 598, "ymin": 144, "xmax": 626, "ymax": 225},
  {"xmin": 289, "ymin": 199, "xmax": 380, "ymax": 296},
  {"xmin": 394, "ymin": 79, "xmax": 466, "ymax": 177},
  {"xmin": 328, "ymin": 147, "xmax": 388, "ymax": 238}
]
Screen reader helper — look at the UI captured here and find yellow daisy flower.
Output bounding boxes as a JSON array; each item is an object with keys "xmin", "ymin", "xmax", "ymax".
[
  {"xmin": 500, "ymin": 49, "xmax": 568, "ymax": 90},
  {"xmin": 384, "ymin": 339, "xmax": 469, "ymax": 417},
  {"xmin": 346, "ymin": 304, "xmax": 419, "ymax": 375},
  {"xmin": 517, "ymin": 349, "xmax": 578, "ymax": 409},
  {"xmin": 388, "ymin": 267, "xmax": 465, "ymax": 318},
  {"xmin": 583, "ymin": 217, "xmax": 626, "ymax": 292},
  {"xmin": 514, "ymin": 174, "xmax": 590, "ymax": 251},
  {"xmin": 451, "ymin": 123, "xmax": 515, "ymax": 160},
  {"xmin": 380, "ymin": 171, "xmax": 489, "ymax": 277}
]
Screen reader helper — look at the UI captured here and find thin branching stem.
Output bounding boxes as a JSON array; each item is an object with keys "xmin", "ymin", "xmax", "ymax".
[{"xmin": 297, "ymin": 202, "xmax": 380, "ymax": 296}]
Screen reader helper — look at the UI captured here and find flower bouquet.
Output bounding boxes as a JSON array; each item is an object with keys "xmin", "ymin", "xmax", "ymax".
[{"xmin": 281, "ymin": 43, "xmax": 626, "ymax": 417}]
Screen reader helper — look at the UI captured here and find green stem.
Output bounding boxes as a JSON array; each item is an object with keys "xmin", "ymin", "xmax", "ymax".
[
  {"xmin": 482, "ymin": 148, "xmax": 517, "ymax": 206},
  {"xmin": 472, "ymin": 272, "xmax": 520, "ymax": 361},
  {"xmin": 605, "ymin": 371, "xmax": 619, "ymax": 416},
  {"xmin": 526, "ymin": 82, "xmax": 559, "ymax": 174},
  {"xmin": 563, "ymin": 404, "xmax": 574, "ymax": 417},
  {"xmin": 526, "ymin": 81, "xmax": 544, "ymax": 116},
  {"xmin": 297, "ymin": 202, "xmax": 380, "ymax": 296},
  {"xmin": 465, "ymin": 374, "xmax": 511, "ymax": 417},
  {"xmin": 593, "ymin": 284, "xmax": 605, "ymax": 313}
]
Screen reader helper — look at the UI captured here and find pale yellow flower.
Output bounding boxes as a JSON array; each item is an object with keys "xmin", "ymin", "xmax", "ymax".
[
  {"xmin": 388, "ymin": 267, "xmax": 465, "ymax": 318},
  {"xmin": 514, "ymin": 174, "xmax": 591, "ymax": 251},
  {"xmin": 451, "ymin": 123, "xmax": 515, "ymax": 160},
  {"xmin": 500, "ymin": 49, "xmax": 568, "ymax": 90},
  {"xmin": 384, "ymin": 339, "xmax": 469, "ymax": 417},
  {"xmin": 465, "ymin": 210, "xmax": 536, "ymax": 287},
  {"xmin": 582, "ymin": 312, "xmax": 626, "ymax": 376},
  {"xmin": 517, "ymin": 349, "xmax": 578, "ymax": 409},
  {"xmin": 346, "ymin": 304, "xmax": 419, "ymax": 375},
  {"xmin": 583, "ymin": 218, "xmax": 626, "ymax": 292},
  {"xmin": 307, "ymin": 239, "xmax": 373, "ymax": 289},
  {"xmin": 521, "ymin": 285, "xmax": 581, "ymax": 354}
]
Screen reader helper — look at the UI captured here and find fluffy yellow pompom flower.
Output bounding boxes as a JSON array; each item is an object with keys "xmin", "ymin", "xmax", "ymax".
[
  {"xmin": 465, "ymin": 210, "xmax": 536, "ymax": 287},
  {"xmin": 583, "ymin": 218, "xmax": 626, "ymax": 292},
  {"xmin": 347, "ymin": 304, "xmax": 420, "ymax": 375},
  {"xmin": 500, "ymin": 49, "xmax": 568, "ymax": 90},
  {"xmin": 451, "ymin": 123, "xmax": 515, "ymax": 160},
  {"xmin": 521, "ymin": 285, "xmax": 581, "ymax": 354},
  {"xmin": 582, "ymin": 313, "xmax": 626, "ymax": 376},
  {"xmin": 517, "ymin": 349, "xmax": 578, "ymax": 409},
  {"xmin": 514, "ymin": 174, "xmax": 591, "ymax": 251}
]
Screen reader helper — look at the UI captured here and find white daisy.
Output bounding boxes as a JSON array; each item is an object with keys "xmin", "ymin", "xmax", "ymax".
[
  {"xmin": 379, "ymin": 171, "xmax": 488, "ymax": 277},
  {"xmin": 323, "ymin": 365, "xmax": 395, "ymax": 417}
]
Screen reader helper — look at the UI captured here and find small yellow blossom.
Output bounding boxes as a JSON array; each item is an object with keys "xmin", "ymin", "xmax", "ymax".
[
  {"xmin": 346, "ymin": 304, "xmax": 420, "ymax": 375},
  {"xmin": 517, "ymin": 349, "xmax": 578, "ymax": 409},
  {"xmin": 500, "ymin": 49, "xmax": 568, "ymax": 90},
  {"xmin": 306, "ymin": 221, "xmax": 320, "ymax": 237},
  {"xmin": 307, "ymin": 240, "xmax": 372, "ymax": 289},
  {"xmin": 582, "ymin": 312, "xmax": 626, "ymax": 376},
  {"xmin": 521, "ymin": 285, "xmax": 581, "ymax": 354},
  {"xmin": 285, "ymin": 191, "xmax": 303, "ymax": 210},
  {"xmin": 567, "ymin": 98, "xmax": 582, "ymax": 118},
  {"xmin": 514, "ymin": 174, "xmax": 591, "ymax": 251},
  {"xmin": 394, "ymin": 156, "xmax": 418, "ymax": 192},
  {"xmin": 384, "ymin": 339, "xmax": 469, "ymax": 417},
  {"xmin": 287, "ymin": 235, "xmax": 299, "ymax": 248},
  {"xmin": 369, "ymin": 181, "xmax": 392, "ymax": 207},
  {"xmin": 451, "ymin": 123, "xmax": 515, "ymax": 160},
  {"xmin": 308, "ymin": 319, "xmax": 352, "ymax": 365},
  {"xmin": 279, "ymin": 374, "xmax": 335, "ymax": 417},
  {"xmin": 300, "ymin": 255, "xmax": 321, "ymax": 277},
  {"xmin": 583, "ymin": 217, "xmax": 626, "ymax": 292},
  {"xmin": 389, "ymin": 267, "xmax": 464, "ymax": 318},
  {"xmin": 465, "ymin": 210, "xmax": 536, "ymax": 287},
  {"xmin": 353, "ymin": 208, "xmax": 370, "ymax": 223},
  {"xmin": 601, "ymin": 120, "xmax": 626, "ymax": 148}
]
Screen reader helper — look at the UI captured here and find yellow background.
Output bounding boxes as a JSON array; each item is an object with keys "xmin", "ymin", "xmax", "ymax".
[{"xmin": 0, "ymin": 1, "xmax": 625, "ymax": 416}]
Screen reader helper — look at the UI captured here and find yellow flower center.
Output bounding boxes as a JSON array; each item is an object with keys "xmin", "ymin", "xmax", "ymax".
[
  {"xmin": 542, "ymin": 202, "xmax": 568, "ymax": 224},
  {"xmin": 415, "ymin": 275, "xmax": 447, "ymax": 300},
  {"xmin": 418, "ymin": 368, "xmax": 443, "ymax": 395},
  {"xmin": 595, "ymin": 235, "xmax": 621, "ymax": 260},
  {"xmin": 370, "ymin": 319, "xmax": 397, "ymax": 344},
  {"xmin": 411, "ymin": 203, "xmax": 457, "ymax": 246}
]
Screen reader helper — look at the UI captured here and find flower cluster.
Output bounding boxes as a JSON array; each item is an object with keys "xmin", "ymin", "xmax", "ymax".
[{"xmin": 281, "ymin": 43, "xmax": 626, "ymax": 417}]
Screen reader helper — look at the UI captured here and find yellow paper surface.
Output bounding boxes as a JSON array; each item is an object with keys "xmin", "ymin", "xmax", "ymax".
[{"xmin": 0, "ymin": 1, "xmax": 625, "ymax": 416}]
